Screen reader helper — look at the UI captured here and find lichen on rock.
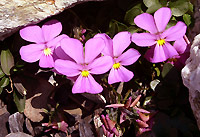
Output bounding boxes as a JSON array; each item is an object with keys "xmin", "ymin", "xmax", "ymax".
[
  {"xmin": 0, "ymin": 0, "xmax": 104, "ymax": 41},
  {"xmin": 182, "ymin": 33, "xmax": 200, "ymax": 129}
]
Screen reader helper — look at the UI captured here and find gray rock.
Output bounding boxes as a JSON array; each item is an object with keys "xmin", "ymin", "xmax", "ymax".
[
  {"xmin": 0, "ymin": 112, "xmax": 10, "ymax": 137},
  {"xmin": 6, "ymin": 132, "xmax": 33, "ymax": 137},
  {"xmin": 8, "ymin": 112, "xmax": 24, "ymax": 133},
  {"xmin": 182, "ymin": 34, "xmax": 200, "ymax": 129},
  {"xmin": 25, "ymin": 118, "xmax": 35, "ymax": 136},
  {"xmin": 181, "ymin": 0, "xmax": 200, "ymax": 130},
  {"xmin": 187, "ymin": 0, "xmax": 200, "ymax": 42},
  {"xmin": 0, "ymin": 0, "xmax": 104, "ymax": 41}
]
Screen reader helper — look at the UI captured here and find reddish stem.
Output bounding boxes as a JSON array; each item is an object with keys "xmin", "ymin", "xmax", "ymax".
[{"xmin": 183, "ymin": 35, "xmax": 191, "ymax": 46}]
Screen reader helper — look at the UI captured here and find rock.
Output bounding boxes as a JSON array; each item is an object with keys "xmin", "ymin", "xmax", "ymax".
[
  {"xmin": 23, "ymin": 76, "xmax": 55, "ymax": 122},
  {"xmin": 0, "ymin": 99, "xmax": 10, "ymax": 136},
  {"xmin": 8, "ymin": 112, "xmax": 24, "ymax": 133},
  {"xmin": 78, "ymin": 115, "xmax": 95, "ymax": 137},
  {"xmin": 13, "ymin": 73, "xmax": 55, "ymax": 122},
  {"xmin": 0, "ymin": 0, "xmax": 104, "ymax": 41},
  {"xmin": 182, "ymin": 33, "xmax": 200, "ymax": 129},
  {"xmin": 0, "ymin": 99, "xmax": 8, "ymax": 115},
  {"xmin": 6, "ymin": 132, "xmax": 33, "ymax": 137},
  {"xmin": 25, "ymin": 118, "xmax": 35, "ymax": 136},
  {"xmin": 0, "ymin": 112, "xmax": 10, "ymax": 137},
  {"xmin": 188, "ymin": 0, "xmax": 200, "ymax": 42},
  {"xmin": 181, "ymin": 0, "xmax": 200, "ymax": 129}
]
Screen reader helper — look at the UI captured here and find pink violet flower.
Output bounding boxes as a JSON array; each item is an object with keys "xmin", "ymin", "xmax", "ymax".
[
  {"xmin": 131, "ymin": 7, "xmax": 187, "ymax": 63},
  {"xmin": 94, "ymin": 32, "xmax": 141, "ymax": 84},
  {"xmin": 42, "ymin": 121, "xmax": 68, "ymax": 133},
  {"xmin": 54, "ymin": 37, "xmax": 113, "ymax": 94},
  {"xmin": 20, "ymin": 19, "xmax": 67, "ymax": 68},
  {"xmin": 168, "ymin": 37, "xmax": 190, "ymax": 69},
  {"xmin": 136, "ymin": 111, "xmax": 157, "ymax": 136},
  {"xmin": 73, "ymin": 26, "xmax": 86, "ymax": 42},
  {"xmin": 101, "ymin": 114, "xmax": 119, "ymax": 137},
  {"xmin": 105, "ymin": 95, "xmax": 150, "ymax": 124}
]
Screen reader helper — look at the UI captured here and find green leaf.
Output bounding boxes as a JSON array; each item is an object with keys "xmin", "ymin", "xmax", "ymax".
[
  {"xmin": 0, "ymin": 68, "xmax": 5, "ymax": 78},
  {"xmin": 183, "ymin": 14, "xmax": 191, "ymax": 26},
  {"xmin": 14, "ymin": 83, "xmax": 27, "ymax": 96},
  {"xmin": 150, "ymin": 79, "xmax": 160, "ymax": 91},
  {"xmin": 188, "ymin": 2, "xmax": 193, "ymax": 12},
  {"xmin": 127, "ymin": 26, "xmax": 139, "ymax": 34},
  {"xmin": 169, "ymin": 0, "xmax": 189, "ymax": 17},
  {"xmin": 166, "ymin": 20, "xmax": 177, "ymax": 30},
  {"xmin": 109, "ymin": 20, "xmax": 118, "ymax": 37},
  {"xmin": 13, "ymin": 90, "xmax": 26, "ymax": 113},
  {"xmin": 117, "ymin": 22, "xmax": 128, "ymax": 32},
  {"xmin": 109, "ymin": 20, "xmax": 128, "ymax": 37},
  {"xmin": 0, "ymin": 77, "xmax": 9, "ymax": 88},
  {"xmin": 160, "ymin": 0, "xmax": 168, "ymax": 6},
  {"xmin": 124, "ymin": 4, "xmax": 143, "ymax": 25},
  {"xmin": 143, "ymin": 0, "xmax": 162, "ymax": 13},
  {"xmin": 146, "ymin": 4, "xmax": 162, "ymax": 14},
  {"xmin": 1, "ymin": 49, "xmax": 14, "ymax": 75},
  {"xmin": 155, "ymin": 67, "xmax": 160, "ymax": 77},
  {"xmin": 0, "ymin": 87, "xmax": 3, "ymax": 95},
  {"xmin": 143, "ymin": 0, "xmax": 159, "ymax": 8},
  {"xmin": 161, "ymin": 63, "xmax": 174, "ymax": 78},
  {"xmin": 143, "ymin": 96, "xmax": 152, "ymax": 106}
]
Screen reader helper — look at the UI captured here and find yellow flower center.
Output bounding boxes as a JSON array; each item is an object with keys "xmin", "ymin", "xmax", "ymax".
[
  {"xmin": 113, "ymin": 63, "xmax": 121, "ymax": 69},
  {"xmin": 168, "ymin": 58, "xmax": 177, "ymax": 62},
  {"xmin": 81, "ymin": 70, "xmax": 89, "ymax": 77},
  {"xmin": 43, "ymin": 48, "xmax": 52, "ymax": 56},
  {"xmin": 157, "ymin": 39, "xmax": 165, "ymax": 46}
]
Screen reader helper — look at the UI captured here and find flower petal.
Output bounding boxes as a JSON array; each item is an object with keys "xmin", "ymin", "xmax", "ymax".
[
  {"xmin": 173, "ymin": 38, "xmax": 187, "ymax": 54},
  {"xmin": 72, "ymin": 74, "xmax": 103, "ymax": 94},
  {"xmin": 149, "ymin": 44, "xmax": 167, "ymax": 63},
  {"xmin": 175, "ymin": 51, "xmax": 190, "ymax": 68},
  {"xmin": 86, "ymin": 75, "xmax": 103, "ymax": 94},
  {"xmin": 72, "ymin": 75, "xmax": 85, "ymax": 93},
  {"xmin": 55, "ymin": 59, "xmax": 81, "ymax": 77},
  {"xmin": 131, "ymin": 33, "xmax": 157, "ymax": 47},
  {"xmin": 88, "ymin": 56, "xmax": 113, "ymax": 74},
  {"xmin": 116, "ymin": 48, "xmax": 141, "ymax": 66},
  {"xmin": 134, "ymin": 13, "xmax": 158, "ymax": 34},
  {"xmin": 161, "ymin": 21, "xmax": 187, "ymax": 41},
  {"xmin": 47, "ymin": 34, "xmax": 69, "ymax": 48},
  {"xmin": 106, "ymin": 115, "xmax": 116, "ymax": 130},
  {"xmin": 20, "ymin": 44, "xmax": 45, "ymax": 63},
  {"xmin": 60, "ymin": 38, "xmax": 84, "ymax": 64},
  {"xmin": 101, "ymin": 115, "xmax": 109, "ymax": 129},
  {"xmin": 136, "ymin": 119, "xmax": 149, "ymax": 128},
  {"xmin": 162, "ymin": 42, "xmax": 179, "ymax": 59},
  {"xmin": 113, "ymin": 31, "xmax": 131, "ymax": 57},
  {"xmin": 154, "ymin": 7, "xmax": 171, "ymax": 32},
  {"xmin": 146, "ymin": 42, "xmax": 178, "ymax": 63},
  {"xmin": 134, "ymin": 107, "xmax": 150, "ymax": 114},
  {"xmin": 42, "ymin": 19, "xmax": 62, "ymax": 41},
  {"xmin": 105, "ymin": 104, "xmax": 125, "ymax": 108},
  {"xmin": 85, "ymin": 37, "xmax": 105, "ymax": 64},
  {"xmin": 20, "ymin": 25, "xmax": 45, "ymax": 43},
  {"xmin": 137, "ymin": 111, "xmax": 150, "ymax": 122},
  {"xmin": 102, "ymin": 125, "xmax": 107, "ymax": 136},
  {"xmin": 130, "ymin": 95, "xmax": 141, "ymax": 107},
  {"xmin": 54, "ymin": 46, "xmax": 74, "ymax": 61},
  {"xmin": 108, "ymin": 66, "xmax": 133, "ymax": 84},
  {"xmin": 120, "ymin": 112, "xmax": 127, "ymax": 124},
  {"xmin": 39, "ymin": 54, "xmax": 54, "ymax": 68},
  {"xmin": 52, "ymin": 35, "xmax": 73, "ymax": 60},
  {"xmin": 144, "ymin": 45, "xmax": 155, "ymax": 62},
  {"xmin": 94, "ymin": 33, "xmax": 113, "ymax": 56}
]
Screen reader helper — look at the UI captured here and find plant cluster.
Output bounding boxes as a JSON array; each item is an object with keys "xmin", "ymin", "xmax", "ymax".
[{"xmin": 0, "ymin": 0, "xmax": 199, "ymax": 137}]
